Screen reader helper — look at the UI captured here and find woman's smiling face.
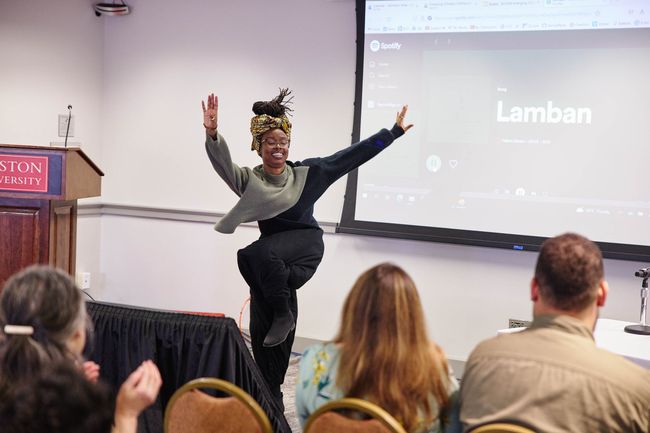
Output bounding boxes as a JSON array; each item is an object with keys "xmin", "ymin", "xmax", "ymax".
[{"xmin": 259, "ymin": 128, "xmax": 290, "ymax": 175}]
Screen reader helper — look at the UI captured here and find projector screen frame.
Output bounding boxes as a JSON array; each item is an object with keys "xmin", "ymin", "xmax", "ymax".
[{"xmin": 337, "ymin": 0, "xmax": 650, "ymax": 263}]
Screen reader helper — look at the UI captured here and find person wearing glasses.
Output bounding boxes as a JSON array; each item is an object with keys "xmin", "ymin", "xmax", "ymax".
[{"xmin": 201, "ymin": 89, "xmax": 412, "ymax": 409}]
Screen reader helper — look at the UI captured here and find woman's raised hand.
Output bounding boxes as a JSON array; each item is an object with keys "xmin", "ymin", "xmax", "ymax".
[
  {"xmin": 201, "ymin": 93, "xmax": 218, "ymax": 131},
  {"xmin": 396, "ymin": 105, "xmax": 413, "ymax": 132}
]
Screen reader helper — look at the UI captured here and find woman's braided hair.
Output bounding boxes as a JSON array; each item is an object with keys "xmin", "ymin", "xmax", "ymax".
[{"xmin": 252, "ymin": 88, "xmax": 293, "ymax": 117}]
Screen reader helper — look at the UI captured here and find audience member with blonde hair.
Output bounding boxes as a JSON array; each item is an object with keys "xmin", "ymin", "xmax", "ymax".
[
  {"xmin": 0, "ymin": 265, "xmax": 162, "ymax": 433},
  {"xmin": 296, "ymin": 263, "xmax": 458, "ymax": 433}
]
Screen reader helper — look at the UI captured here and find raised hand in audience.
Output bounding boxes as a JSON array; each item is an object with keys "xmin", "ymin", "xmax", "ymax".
[
  {"xmin": 82, "ymin": 360, "xmax": 101, "ymax": 383},
  {"xmin": 113, "ymin": 360, "xmax": 162, "ymax": 433}
]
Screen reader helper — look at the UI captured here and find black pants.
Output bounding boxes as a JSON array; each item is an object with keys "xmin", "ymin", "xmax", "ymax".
[{"xmin": 237, "ymin": 228, "xmax": 324, "ymax": 402}]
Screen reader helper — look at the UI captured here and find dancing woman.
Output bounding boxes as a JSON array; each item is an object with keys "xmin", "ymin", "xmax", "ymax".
[{"xmin": 202, "ymin": 89, "xmax": 412, "ymax": 406}]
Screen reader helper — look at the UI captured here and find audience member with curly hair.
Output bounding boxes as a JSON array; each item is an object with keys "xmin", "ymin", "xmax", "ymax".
[
  {"xmin": 0, "ymin": 361, "xmax": 114, "ymax": 433},
  {"xmin": 0, "ymin": 265, "xmax": 162, "ymax": 433}
]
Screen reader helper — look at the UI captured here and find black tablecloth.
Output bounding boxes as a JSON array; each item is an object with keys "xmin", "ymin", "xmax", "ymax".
[{"xmin": 87, "ymin": 301, "xmax": 291, "ymax": 433}]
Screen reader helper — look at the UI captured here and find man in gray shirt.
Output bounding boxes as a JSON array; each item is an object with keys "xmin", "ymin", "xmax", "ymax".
[{"xmin": 459, "ymin": 233, "xmax": 650, "ymax": 433}]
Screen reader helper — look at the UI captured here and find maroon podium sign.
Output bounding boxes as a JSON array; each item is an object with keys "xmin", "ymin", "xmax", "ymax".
[{"xmin": 0, "ymin": 154, "xmax": 49, "ymax": 193}]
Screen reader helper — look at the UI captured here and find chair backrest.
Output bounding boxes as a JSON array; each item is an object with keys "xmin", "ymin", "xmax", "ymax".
[
  {"xmin": 469, "ymin": 422, "xmax": 537, "ymax": 433},
  {"xmin": 303, "ymin": 398, "xmax": 408, "ymax": 433},
  {"xmin": 163, "ymin": 377, "xmax": 273, "ymax": 433}
]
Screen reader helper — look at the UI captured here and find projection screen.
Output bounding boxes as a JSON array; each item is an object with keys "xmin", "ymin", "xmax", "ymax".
[{"xmin": 338, "ymin": 0, "xmax": 650, "ymax": 261}]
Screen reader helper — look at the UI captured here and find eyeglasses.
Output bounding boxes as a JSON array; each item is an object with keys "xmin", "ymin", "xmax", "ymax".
[{"xmin": 262, "ymin": 138, "xmax": 290, "ymax": 147}]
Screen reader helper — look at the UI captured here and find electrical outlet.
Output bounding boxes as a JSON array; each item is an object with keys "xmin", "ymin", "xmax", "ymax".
[
  {"xmin": 508, "ymin": 318, "xmax": 531, "ymax": 329},
  {"xmin": 58, "ymin": 114, "xmax": 74, "ymax": 137},
  {"xmin": 79, "ymin": 272, "xmax": 91, "ymax": 290}
]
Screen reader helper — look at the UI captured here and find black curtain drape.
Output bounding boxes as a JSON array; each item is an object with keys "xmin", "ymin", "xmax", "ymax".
[{"xmin": 86, "ymin": 301, "xmax": 291, "ymax": 433}]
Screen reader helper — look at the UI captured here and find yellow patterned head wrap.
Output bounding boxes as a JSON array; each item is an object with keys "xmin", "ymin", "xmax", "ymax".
[
  {"xmin": 250, "ymin": 114, "xmax": 292, "ymax": 153},
  {"xmin": 249, "ymin": 88, "xmax": 293, "ymax": 154}
]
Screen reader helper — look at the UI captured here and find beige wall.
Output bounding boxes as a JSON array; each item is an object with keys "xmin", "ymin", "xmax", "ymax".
[{"xmin": 3, "ymin": 0, "xmax": 645, "ymax": 362}]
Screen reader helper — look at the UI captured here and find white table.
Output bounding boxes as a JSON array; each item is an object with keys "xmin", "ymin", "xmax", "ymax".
[
  {"xmin": 497, "ymin": 318, "xmax": 650, "ymax": 369},
  {"xmin": 594, "ymin": 318, "xmax": 650, "ymax": 369}
]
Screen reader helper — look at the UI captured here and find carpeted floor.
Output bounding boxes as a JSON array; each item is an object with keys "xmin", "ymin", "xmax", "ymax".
[
  {"xmin": 244, "ymin": 333, "xmax": 302, "ymax": 432},
  {"xmin": 281, "ymin": 354, "xmax": 302, "ymax": 433}
]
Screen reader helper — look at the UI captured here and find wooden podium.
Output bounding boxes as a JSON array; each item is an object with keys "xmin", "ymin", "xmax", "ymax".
[{"xmin": 0, "ymin": 144, "xmax": 103, "ymax": 288}]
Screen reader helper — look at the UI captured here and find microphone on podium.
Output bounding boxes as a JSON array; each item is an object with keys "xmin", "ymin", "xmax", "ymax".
[{"xmin": 64, "ymin": 105, "xmax": 72, "ymax": 148}]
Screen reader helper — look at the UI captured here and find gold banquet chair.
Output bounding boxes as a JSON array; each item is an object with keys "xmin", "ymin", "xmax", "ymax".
[
  {"xmin": 163, "ymin": 377, "xmax": 273, "ymax": 433},
  {"xmin": 303, "ymin": 397, "xmax": 408, "ymax": 433},
  {"xmin": 469, "ymin": 421, "xmax": 537, "ymax": 433}
]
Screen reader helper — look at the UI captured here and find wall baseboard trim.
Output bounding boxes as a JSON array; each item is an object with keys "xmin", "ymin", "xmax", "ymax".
[{"xmin": 78, "ymin": 202, "xmax": 338, "ymax": 233}]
